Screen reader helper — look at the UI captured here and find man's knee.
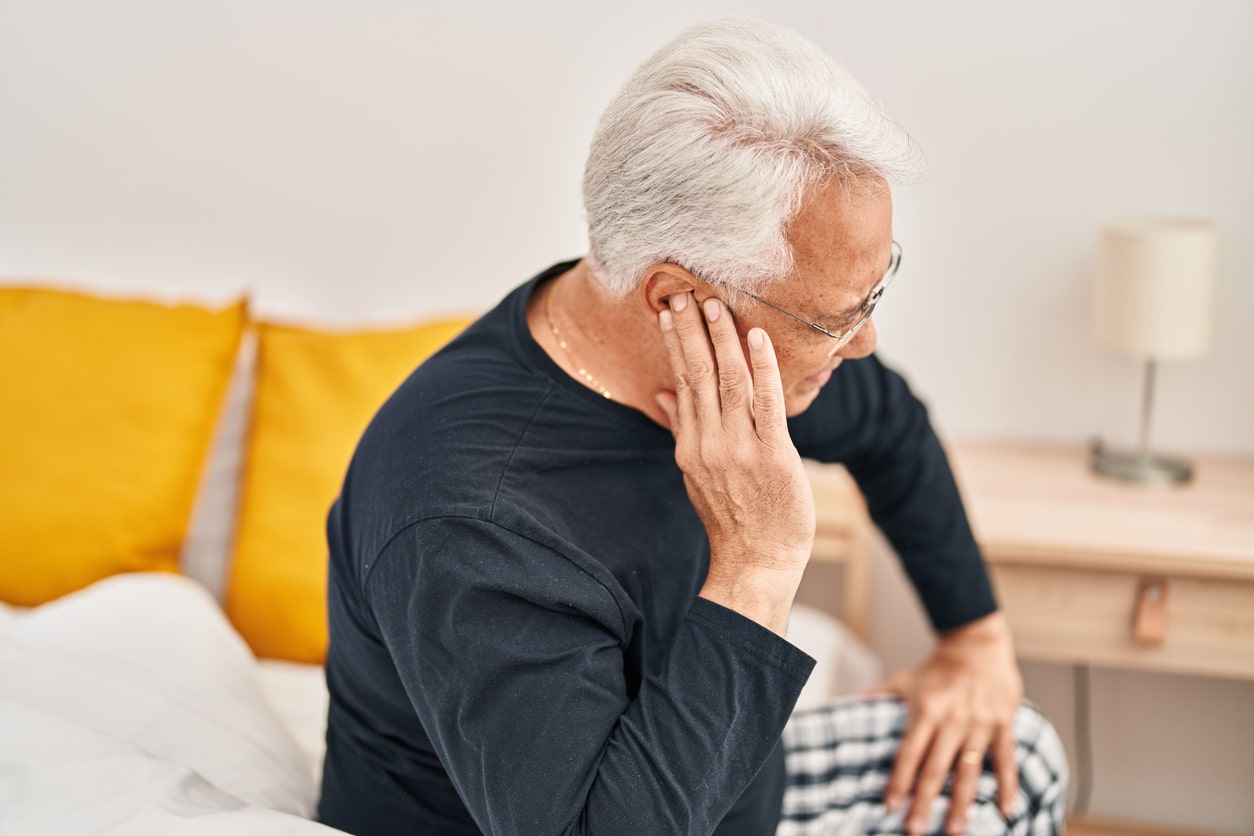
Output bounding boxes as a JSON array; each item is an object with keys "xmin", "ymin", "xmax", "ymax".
[{"xmin": 1010, "ymin": 702, "xmax": 1069, "ymax": 821}]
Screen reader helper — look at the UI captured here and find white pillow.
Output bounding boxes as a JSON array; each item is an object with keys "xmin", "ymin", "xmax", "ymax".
[{"xmin": 1, "ymin": 573, "xmax": 319, "ymax": 816}]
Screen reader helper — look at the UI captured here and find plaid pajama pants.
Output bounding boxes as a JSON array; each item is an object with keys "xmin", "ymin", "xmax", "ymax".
[{"xmin": 779, "ymin": 697, "xmax": 1068, "ymax": 836}]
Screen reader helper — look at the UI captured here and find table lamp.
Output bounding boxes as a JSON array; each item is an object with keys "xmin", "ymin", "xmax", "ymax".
[{"xmin": 1093, "ymin": 217, "xmax": 1218, "ymax": 484}]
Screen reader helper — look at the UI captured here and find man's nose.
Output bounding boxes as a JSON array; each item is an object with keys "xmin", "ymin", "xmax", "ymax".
[{"xmin": 835, "ymin": 317, "xmax": 878, "ymax": 359}]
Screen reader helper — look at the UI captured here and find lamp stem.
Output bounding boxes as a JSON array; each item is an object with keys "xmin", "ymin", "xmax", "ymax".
[
  {"xmin": 1092, "ymin": 353, "xmax": 1190, "ymax": 484},
  {"xmin": 1138, "ymin": 357, "xmax": 1157, "ymax": 457}
]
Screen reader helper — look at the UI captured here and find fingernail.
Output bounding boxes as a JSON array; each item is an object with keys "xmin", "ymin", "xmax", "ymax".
[
  {"xmin": 907, "ymin": 818, "xmax": 926, "ymax": 834},
  {"xmin": 659, "ymin": 310, "xmax": 673, "ymax": 331},
  {"xmin": 748, "ymin": 328, "xmax": 764, "ymax": 350},
  {"xmin": 670, "ymin": 293, "xmax": 688, "ymax": 312},
  {"xmin": 703, "ymin": 298, "xmax": 720, "ymax": 321},
  {"xmin": 948, "ymin": 819, "xmax": 967, "ymax": 835}
]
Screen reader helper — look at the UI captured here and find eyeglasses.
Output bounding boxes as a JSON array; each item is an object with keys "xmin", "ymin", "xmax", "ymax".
[{"xmin": 711, "ymin": 240, "xmax": 902, "ymax": 351}]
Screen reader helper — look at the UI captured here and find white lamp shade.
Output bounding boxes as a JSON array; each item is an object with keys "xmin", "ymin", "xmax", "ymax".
[{"xmin": 1096, "ymin": 217, "xmax": 1218, "ymax": 359}]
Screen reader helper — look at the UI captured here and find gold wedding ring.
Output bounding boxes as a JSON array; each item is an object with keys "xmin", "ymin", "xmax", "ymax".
[{"xmin": 958, "ymin": 750, "xmax": 983, "ymax": 766}]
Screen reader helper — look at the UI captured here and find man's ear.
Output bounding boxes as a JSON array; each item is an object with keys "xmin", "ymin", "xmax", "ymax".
[{"xmin": 641, "ymin": 264, "xmax": 700, "ymax": 314}]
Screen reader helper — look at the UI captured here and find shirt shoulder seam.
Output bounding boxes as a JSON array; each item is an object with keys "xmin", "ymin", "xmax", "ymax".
[{"xmin": 488, "ymin": 384, "xmax": 556, "ymax": 520}]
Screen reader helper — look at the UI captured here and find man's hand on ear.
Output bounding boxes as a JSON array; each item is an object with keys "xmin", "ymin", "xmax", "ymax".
[{"xmin": 655, "ymin": 291, "xmax": 815, "ymax": 637}]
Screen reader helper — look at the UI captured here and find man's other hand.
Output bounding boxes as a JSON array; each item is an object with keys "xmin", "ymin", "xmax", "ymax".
[{"xmin": 874, "ymin": 611, "xmax": 1023, "ymax": 835}]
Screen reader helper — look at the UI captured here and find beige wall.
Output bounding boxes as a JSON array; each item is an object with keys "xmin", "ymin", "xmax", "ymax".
[{"xmin": 3, "ymin": 0, "xmax": 1252, "ymax": 829}]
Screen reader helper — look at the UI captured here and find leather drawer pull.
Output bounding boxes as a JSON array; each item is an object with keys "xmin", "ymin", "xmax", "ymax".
[{"xmin": 1133, "ymin": 578, "xmax": 1169, "ymax": 647}]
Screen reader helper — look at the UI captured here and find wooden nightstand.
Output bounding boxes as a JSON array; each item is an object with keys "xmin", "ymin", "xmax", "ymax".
[
  {"xmin": 946, "ymin": 440, "xmax": 1254, "ymax": 835},
  {"xmin": 947, "ymin": 440, "xmax": 1254, "ymax": 680}
]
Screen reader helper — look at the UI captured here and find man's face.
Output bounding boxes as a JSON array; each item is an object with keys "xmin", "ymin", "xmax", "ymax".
[{"xmin": 726, "ymin": 177, "xmax": 896, "ymax": 417}]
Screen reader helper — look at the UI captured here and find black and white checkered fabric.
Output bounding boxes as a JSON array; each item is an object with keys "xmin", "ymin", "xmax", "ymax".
[{"xmin": 779, "ymin": 697, "xmax": 1068, "ymax": 835}]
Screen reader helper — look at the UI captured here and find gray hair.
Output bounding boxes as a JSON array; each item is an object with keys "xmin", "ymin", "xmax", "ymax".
[{"xmin": 582, "ymin": 18, "xmax": 924, "ymax": 297}]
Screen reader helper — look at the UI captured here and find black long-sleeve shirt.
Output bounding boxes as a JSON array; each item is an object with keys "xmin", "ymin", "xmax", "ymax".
[{"xmin": 317, "ymin": 261, "xmax": 996, "ymax": 835}]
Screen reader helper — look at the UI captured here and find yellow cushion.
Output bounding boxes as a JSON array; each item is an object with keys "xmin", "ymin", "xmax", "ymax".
[
  {"xmin": 225, "ymin": 316, "xmax": 471, "ymax": 662},
  {"xmin": 0, "ymin": 285, "xmax": 247, "ymax": 606}
]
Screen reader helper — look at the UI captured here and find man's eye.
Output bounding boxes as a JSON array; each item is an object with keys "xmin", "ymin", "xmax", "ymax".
[{"xmin": 828, "ymin": 316, "xmax": 859, "ymax": 334}]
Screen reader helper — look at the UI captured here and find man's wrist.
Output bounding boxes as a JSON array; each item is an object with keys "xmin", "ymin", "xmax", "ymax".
[
  {"xmin": 699, "ymin": 564, "xmax": 805, "ymax": 637},
  {"xmin": 937, "ymin": 610, "xmax": 1015, "ymax": 654}
]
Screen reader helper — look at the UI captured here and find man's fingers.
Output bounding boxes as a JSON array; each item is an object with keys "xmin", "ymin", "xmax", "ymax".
[
  {"xmin": 884, "ymin": 711, "xmax": 935, "ymax": 817},
  {"xmin": 701, "ymin": 297, "xmax": 752, "ymax": 425},
  {"xmin": 745, "ymin": 327, "xmax": 788, "ymax": 440},
  {"xmin": 661, "ymin": 293, "xmax": 769, "ymax": 433},
  {"xmin": 943, "ymin": 729, "xmax": 994, "ymax": 836},
  {"xmin": 658, "ymin": 306, "xmax": 698, "ymax": 431},
  {"xmin": 903, "ymin": 723, "xmax": 966, "ymax": 834},
  {"xmin": 993, "ymin": 724, "xmax": 1020, "ymax": 817},
  {"xmin": 666, "ymin": 292, "xmax": 720, "ymax": 425}
]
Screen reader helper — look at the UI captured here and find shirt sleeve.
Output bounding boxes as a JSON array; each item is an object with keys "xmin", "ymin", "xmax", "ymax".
[
  {"xmin": 788, "ymin": 353, "xmax": 998, "ymax": 632},
  {"xmin": 365, "ymin": 515, "xmax": 815, "ymax": 836}
]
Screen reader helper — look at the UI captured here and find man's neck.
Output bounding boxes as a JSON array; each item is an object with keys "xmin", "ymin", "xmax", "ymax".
[{"xmin": 526, "ymin": 260, "xmax": 672, "ymax": 426}]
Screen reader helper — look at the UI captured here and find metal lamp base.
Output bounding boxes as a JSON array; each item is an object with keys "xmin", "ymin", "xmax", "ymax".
[
  {"xmin": 1092, "ymin": 357, "xmax": 1193, "ymax": 486},
  {"xmin": 1091, "ymin": 443, "xmax": 1192, "ymax": 485}
]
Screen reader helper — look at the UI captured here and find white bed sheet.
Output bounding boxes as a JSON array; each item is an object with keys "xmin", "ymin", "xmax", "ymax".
[
  {"xmin": 255, "ymin": 659, "xmax": 328, "ymax": 788},
  {"xmin": 0, "ymin": 573, "xmax": 342, "ymax": 836}
]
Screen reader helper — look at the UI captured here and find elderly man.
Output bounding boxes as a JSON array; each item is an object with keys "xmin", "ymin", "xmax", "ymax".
[{"xmin": 316, "ymin": 19, "xmax": 1066, "ymax": 836}]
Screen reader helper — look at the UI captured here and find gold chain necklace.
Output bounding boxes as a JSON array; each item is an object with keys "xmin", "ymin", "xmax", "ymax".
[{"xmin": 544, "ymin": 284, "xmax": 612, "ymax": 400}]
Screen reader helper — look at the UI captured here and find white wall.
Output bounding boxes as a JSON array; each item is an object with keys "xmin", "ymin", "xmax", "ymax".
[
  {"xmin": 3, "ymin": 0, "xmax": 1252, "ymax": 830},
  {"xmin": 3, "ymin": 1, "xmax": 1251, "ymax": 457}
]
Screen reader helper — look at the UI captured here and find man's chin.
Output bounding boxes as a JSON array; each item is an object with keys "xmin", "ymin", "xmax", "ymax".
[
  {"xmin": 783, "ymin": 385, "xmax": 823, "ymax": 418},
  {"xmin": 784, "ymin": 365, "xmax": 840, "ymax": 416}
]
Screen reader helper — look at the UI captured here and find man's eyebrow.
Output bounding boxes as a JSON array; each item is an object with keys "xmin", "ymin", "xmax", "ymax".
[
  {"xmin": 838, "ymin": 293, "xmax": 871, "ymax": 318},
  {"xmin": 803, "ymin": 299, "xmax": 862, "ymax": 333},
  {"xmin": 826, "ymin": 285, "xmax": 873, "ymax": 324},
  {"xmin": 798, "ymin": 284, "xmax": 869, "ymax": 330},
  {"xmin": 831, "ymin": 249, "xmax": 894, "ymax": 320}
]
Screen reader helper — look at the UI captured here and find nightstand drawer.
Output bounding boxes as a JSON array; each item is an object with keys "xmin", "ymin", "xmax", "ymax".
[{"xmin": 988, "ymin": 562, "xmax": 1254, "ymax": 679}]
